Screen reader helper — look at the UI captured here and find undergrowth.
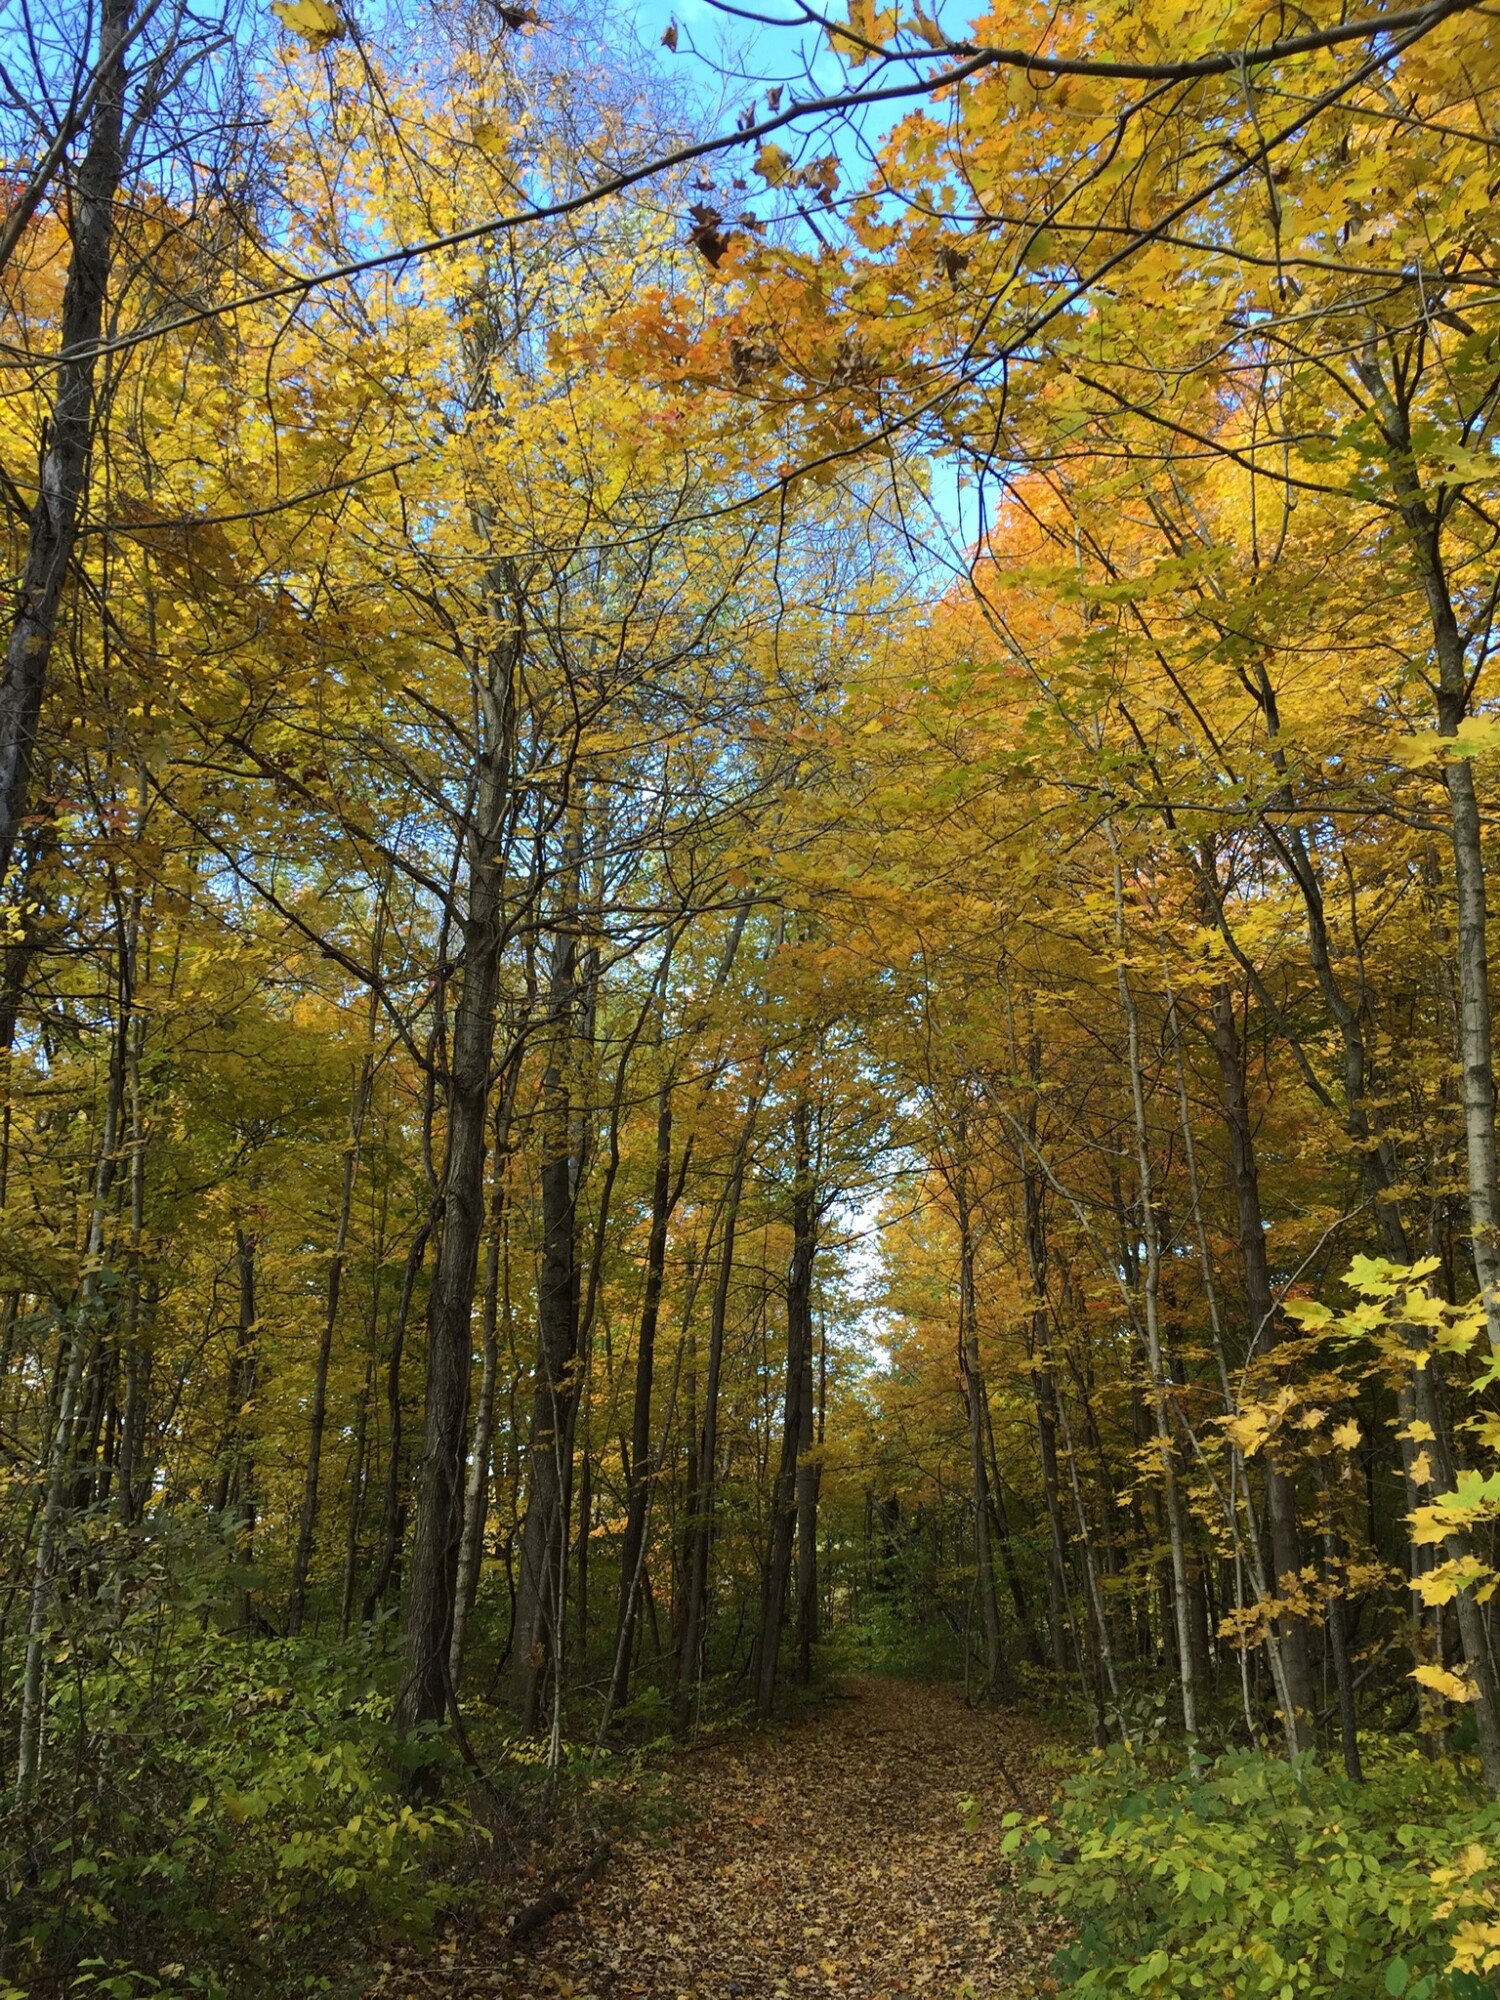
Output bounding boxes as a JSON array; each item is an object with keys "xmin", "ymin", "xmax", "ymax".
[
  {"xmin": 0, "ymin": 1622, "xmax": 473, "ymax": 1999},
  {"xmin": 0, "ymin": 1513, "xmax": 719, "ymax": 2000},
  {"xmin": 1008, "ymin": 1742, "xmax": 1500, "ymax": 1999}
]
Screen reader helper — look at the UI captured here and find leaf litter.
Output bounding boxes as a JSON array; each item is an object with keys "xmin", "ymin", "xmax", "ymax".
[{"xmin": 382, "ymin": 1677, "xmax": 1063, "ymax": 2000}]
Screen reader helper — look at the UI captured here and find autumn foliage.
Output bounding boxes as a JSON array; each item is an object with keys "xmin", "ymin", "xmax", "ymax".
[{"xmin": 1, "ymin": 0, "xmax": 1500, "ymax": 1991}]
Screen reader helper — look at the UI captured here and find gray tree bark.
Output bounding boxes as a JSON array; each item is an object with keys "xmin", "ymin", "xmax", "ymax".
[
  {"xmin": 611, "ymin": 1078, "xmax": 676, "ymax": 1712},
  {"xmin": 288, "ymin": 1051, "xmax": 372, "ymax": 1634},
  {"xmin": 756, "ymin": 1096, "xmax": 815, "ymax": 1718},
  {"xmin": 394, "ymin": 592, "xmax": 518, "ymax": 1745},
  {"xmin": 956, "ymin": 1175, "xmax": 1006, "ymax": 1699},
  {"xmin": 1209, "ymin": 978, "xmax": 1316, "ymax": 1742},
  {"xmin": 514, "ymin": 838, "xmax": 583, "ymax": 1733},
  {"xmin": 0, "ymin": 0, "xmax": 134, "ymax": 882}
]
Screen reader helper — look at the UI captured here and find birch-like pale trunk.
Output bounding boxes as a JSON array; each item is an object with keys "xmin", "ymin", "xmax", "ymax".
[
  {"xmin": 17, "ymin": 1035, "xmax": 123, "ymax": 1791},
  {"xmin": 955, "ymin": 1173, "xmax": 1005, "ymax": 1698},
  {"xmin": 1165, "ymin": 976, "xmax": 1299, "ymax": 1754},
  {"xmin": 287, "ymin": 1050, "xmax": 373, "ymax": 1635},
  {"xmin": 611, "ymin": 1078, "xmax": 675, "ymax": 1712},
  {"xmin": 449, "ymin": 1211, "xmax": 501, "ymax": 1686},
  {"xmin": 1355, "ymin": 340, "xmax": 1500, "ymax": 1356},
  {"xmin": 1109, "ymin": 833, "xmax": 1197, "ymax": 1749}
]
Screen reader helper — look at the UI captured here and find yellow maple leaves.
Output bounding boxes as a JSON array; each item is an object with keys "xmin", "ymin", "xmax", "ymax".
[
  {"xmin": 754, "ymin": 144, "xmax": 794, "ymax": 187},
  {"xmin": 828, "ymin": 0, "xmax": 897, "ymax": 59},
  {"xmin": 1218, "ymin": 1389, "xmax": 1367, "ymax": 1459},
  {"xmin": 1398, "ymin": 715, "xmax": 1500, "ymax": 769},
  {"xmin": 1410, "ymin": 1470, "xmax": 1500, "ymax": 1548},
  {"xmin": 1411, "ymin": 1662, "xmax": 1480, "ymax": 1704},
  {"xmin": 472, "ymin": 118, "xmax": 509, "ymax": 161},
  {"xmin": 1219, "ymin": 1392, "xmax": 1290, "ymax": 1458},
  {"xmin": 1413, "ymin": 1555, "xmax": 1495, "ymax": 1608},
  {"xmin": 271, "ymin": 0, "xmax": 343, "ymax": 47}
]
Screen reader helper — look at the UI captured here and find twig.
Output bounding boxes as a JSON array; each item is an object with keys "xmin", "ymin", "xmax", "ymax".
[{"xmin": 507, "ymin": 1841, "xmax": 613, "ymax": 1944}]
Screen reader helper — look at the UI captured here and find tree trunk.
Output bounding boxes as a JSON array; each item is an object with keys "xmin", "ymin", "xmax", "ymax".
[
  {"xmin": 756, "ymin": 1096, "xmax": 815, "ymax": 1718},
  {"xmin": 957, "ymin": 1176, "xmax": 1006, "ymax": 1699},
  {"xmin": 339, "ymin": 1357, "xmax": 373, "ymax": 1640},
  {"xmin": 1111, "ymin": 841, "xmax": 1195, "ymax": 1749},
  {"xmin": 1354, "ymin": 340, "xmax": 1500, "ymax": 1356},
  {"xmin": 794, "ymin": 1293, "xmax": 820, "ymax": 1686},
  {"xmin": 1409, "ymin": 1336, "xmax": 1500, "ymax": 1790},
  {"xmin": 16, "ymin": 1024, "xmax": 123, "ymax": 1791},
  {"xmin": 611, "ymin": 1077, "xmax": 675, "ymax": 1713},
  {"xmin": 227, "ymin": 1221, "xmax": 260, "ymax": 1636},
  {"xmin": 394, "ymin": 590, "xmax": 517, "ymax": 1746},
  {"xmin": 449, "ymin": 1189, "xmax": 504, "ymax": 1686},
  {"xmin": 1319, "ymin": 1467, "xmax": 1362, "ymax": 1783},
  {"xmin": 117, "ymin": 984, "xmax": 149, "ymax": 1525},
  {"xmin": 514, "ymin": 850, "xmax": 582, "ymax": 1733},
  {"xmin": 1209, "ymin": 978, "xmax": 1317, "ymax": 1743},
  {"xmin": 677, "ymin": 1112, "xmax": 754, "ymax": 1723},
  {"xmin": 0, "ymin": 0, "xmax": 133, "ymax": 881},
  {"xmin": 1169, "ymin": 973, "xmax": 1296, "ymax": 1751},
  {"xmin": 1018, "ymin": 1052, "xmax": 1072, "ymax": 1674},
  {"xmin": 363, "ymin": 1220, "xmax": 430, "ymax": 1622},
  {"xmin": 980, "ymin": 1392, "xmax": 1038, "ymax": 1659},
  {"xmin": 288, "ymin": 1052, "xmax": 372, "ymax": 1635}
]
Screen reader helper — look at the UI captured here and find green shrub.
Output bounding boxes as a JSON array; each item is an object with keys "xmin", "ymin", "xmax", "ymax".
[
  {"xmin": 0, "ymin": 1547, "xmax": 474, "ymax": 1999},
  {"xmin": 1007, "ymin": 1744, "xmax": 1500, "ymax": 1998}
]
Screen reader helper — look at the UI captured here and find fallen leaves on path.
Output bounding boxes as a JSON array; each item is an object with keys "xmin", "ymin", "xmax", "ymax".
[{"xmin": 387, "ymin": 1677, "xmax": 1064, "ymax": 2000}]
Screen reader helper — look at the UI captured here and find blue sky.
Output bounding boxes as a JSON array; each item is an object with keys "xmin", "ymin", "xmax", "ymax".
[{"xmin": 626, "ymin": 0, "xmax": 848, "ymax": 102}]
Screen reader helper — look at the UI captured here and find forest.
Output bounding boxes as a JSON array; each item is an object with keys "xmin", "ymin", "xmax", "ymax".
[{"xmin": 2, "ymin": 0, "xmax": 1500, "ymax": 1992}]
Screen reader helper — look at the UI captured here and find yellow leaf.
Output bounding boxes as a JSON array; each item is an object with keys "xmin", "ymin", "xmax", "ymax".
[
  {"xmin": 270, "ymin": 0, "xmax": 343, "ymax": 43},
  {"xmin": 1411, "ymin": 1449, "xmax": 1435, "ymax": 1485},
  {"xmin": 472, "ymin": 118, "xmax": 509, "ymax": 160},
  {"xmin": 1282, "ymin": 1297, "xmax": 1334, "ymax": 1328},
  {"xmin": 1411, "ymin": 1663, "xmax": 1479, "ymax": 1703},
  {"xmin": 1220, "ymin": 1388, "xmax": 1293, "ymax": 1459},
  {"xmin": 1332, "ymin": 1419, "xmax": 1362, "ymax": 1450},
  {"xmin": 594, "ymin": 455, "xmax": 633, "ymax": 513},
  {"xmin": 1394, "ymin": 729, "xmax": 1445, "ymax": 767},
  {"xmin": 1412, "ymin": 1555, "xmax": 1496, "ymax": 1606},
  {"xmin": 828, "ymin": 0, "xmax": 894, "ymax": 59},
  {"xmin": 1448, "ymin": 720, "xmax": 1500, "ymax": 756},
  {"xmin": 755, "ymin": 144, "xmax": 794, "ymax": 187},
  {"xmin": 1395, "ymin": 717, "xmax": 1500, "ymax": 767}
]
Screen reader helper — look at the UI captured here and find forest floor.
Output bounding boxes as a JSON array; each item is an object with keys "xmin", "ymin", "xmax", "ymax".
[{"xmin": 378, "ymin": 1676, "xmax": 1066, "ymax": 2000}]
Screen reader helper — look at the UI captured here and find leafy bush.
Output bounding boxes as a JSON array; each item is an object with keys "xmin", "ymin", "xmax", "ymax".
[
  {"xmin": 0, "ymin": 1521, "xmax": 475, "ymax": 1998},
  {"xmin": 1007, "ymin": 1744, "xmax": 1500, "ymax": 1998}
]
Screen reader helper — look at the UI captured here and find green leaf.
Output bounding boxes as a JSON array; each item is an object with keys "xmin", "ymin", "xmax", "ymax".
[{"xmin": 1386, "ymin": 1958, "xmax": 1409, "ymax": 1997}]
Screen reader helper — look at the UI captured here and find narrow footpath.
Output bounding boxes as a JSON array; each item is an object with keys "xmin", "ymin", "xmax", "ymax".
[{"xmin": 398, "ymin": 1678, "xmax": 1064, "ymax": 2000}]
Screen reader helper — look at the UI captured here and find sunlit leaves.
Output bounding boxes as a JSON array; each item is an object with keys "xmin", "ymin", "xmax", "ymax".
[{"xmin": 271, "ymin": 0, "xmax": 343, "ymax": 47}]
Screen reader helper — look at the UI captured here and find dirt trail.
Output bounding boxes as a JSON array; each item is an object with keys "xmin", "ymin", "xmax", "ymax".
[{"xmin": 508, "ymin": 1678, "xmax": 1062, "ymax": 2000}]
